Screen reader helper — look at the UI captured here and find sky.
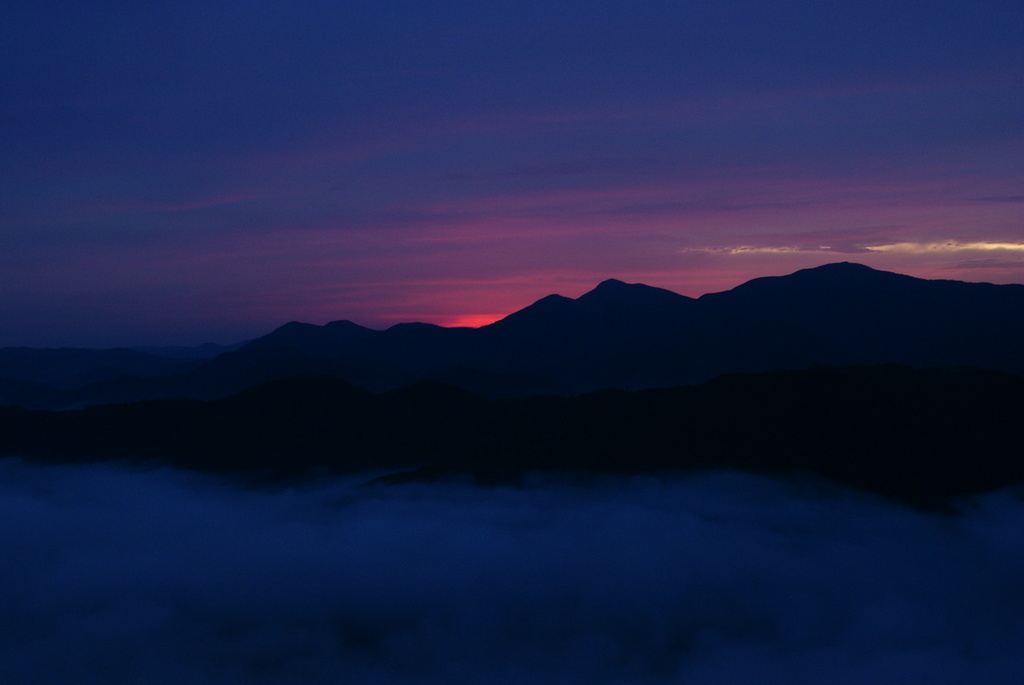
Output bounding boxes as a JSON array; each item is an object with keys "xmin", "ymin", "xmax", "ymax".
[{"xmin": 3, "ymin": 0, "xmax": 1022, "ymax": 347}]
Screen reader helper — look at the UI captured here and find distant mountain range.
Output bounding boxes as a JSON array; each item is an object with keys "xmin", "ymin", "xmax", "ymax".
[
  {"xmin": 5, "ymin": 262, "xmax": 1024, "ymax": 506},
  {"xmin": 2, "ymin": 262, "xmax": 1023, "ymax": 409}
]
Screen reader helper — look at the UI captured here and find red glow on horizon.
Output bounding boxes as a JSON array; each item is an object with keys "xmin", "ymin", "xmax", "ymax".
[{"xmin": 438, "ymin": 313, "xmax": 504, "ymax": 328}]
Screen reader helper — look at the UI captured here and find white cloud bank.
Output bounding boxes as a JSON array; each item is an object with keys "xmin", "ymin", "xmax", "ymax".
[{"xmin": 1, "ymin": 459, "xmax": 1022, "ymax": 684}]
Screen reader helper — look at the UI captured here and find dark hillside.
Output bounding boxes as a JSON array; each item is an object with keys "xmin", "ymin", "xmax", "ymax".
[{"xmin": 2, "ymin": 365, "xmax": 1022, "ymax": 507}]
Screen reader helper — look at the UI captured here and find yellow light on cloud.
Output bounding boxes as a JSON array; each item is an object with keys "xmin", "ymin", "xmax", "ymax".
[
  {"xmin": 865, "ymin": 242, "xmax": 1024, "ymax": 254},
  {"xmin": 690, "ymin": 241, "xmax": 1024, "ymax": 256}
]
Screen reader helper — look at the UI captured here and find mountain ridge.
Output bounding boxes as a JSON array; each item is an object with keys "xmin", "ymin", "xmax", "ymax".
[{"xmin": 2, "ymin": 262, "xmax": 1023, "ymax": 408}]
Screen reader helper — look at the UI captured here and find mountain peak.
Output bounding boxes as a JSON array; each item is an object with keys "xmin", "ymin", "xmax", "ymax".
[
  {"xmin": 809, "ymin": 261, "xmax": 875, "ymax": 272},
  {"xmin": 594, "ymin": 278, "xmax": 630, "ymax": 290},
  {"xmin": 707, "ymin": 262, "xmax": 917, "ymax": 303},
  {"xmin": 324, "ymin": 320, "xmax": 373, "ymax": 332},
  {"xmin": 792, "ymin": 262, "xmax": 917, "ymax": 281},
  {"xmin": 577, "ymin": 278, "xmax": 694, "ymax": 307}
]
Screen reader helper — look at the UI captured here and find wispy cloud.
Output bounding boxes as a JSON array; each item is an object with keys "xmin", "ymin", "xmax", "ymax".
[
  {"xmin": 598, "ymin": 198, "xmax": 805, "ymax": 217},
  {"xmin": 867, "ymin": 241, "xmax": 1024, "ymax": 254},
  {"xmin": 967, "ymin": 196, "xmax": 1024, "ymax": 204},
  {"xmin": 949, "ymin": 258, "xmax": 1024, "ymax": 270},
  {"xmin": 686, "ymin": 241, "xmax": 1024, "ymax": 257}
]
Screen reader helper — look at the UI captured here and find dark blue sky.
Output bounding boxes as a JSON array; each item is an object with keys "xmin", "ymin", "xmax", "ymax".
[{"xmin": 3, "ymin": 0, "xmax": 1022, "ymax": 346}]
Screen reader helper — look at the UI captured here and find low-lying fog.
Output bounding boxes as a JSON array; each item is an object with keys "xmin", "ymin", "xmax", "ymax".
[{"xmin": 1, "ymin": 458, "xmax": 1022, "ymax": 684}]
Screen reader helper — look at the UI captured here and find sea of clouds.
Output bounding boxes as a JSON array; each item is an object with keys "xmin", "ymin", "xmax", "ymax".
[{"xmin": 1, "ymin": 457, "xmax": 1022, "ymax": 684}]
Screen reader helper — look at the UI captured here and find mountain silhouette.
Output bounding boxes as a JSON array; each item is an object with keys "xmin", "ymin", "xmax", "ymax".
[
  {"xmin": 2, "ymin": 262, "xmax": 1023, "ymax": 408},
  {"xmin": 697, "ymin": 262, "xmax": 1024, "ymax": 368},
  {"xmin": 4, "ymin": 365, "xmax": 1023, "ymax": 507}
]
